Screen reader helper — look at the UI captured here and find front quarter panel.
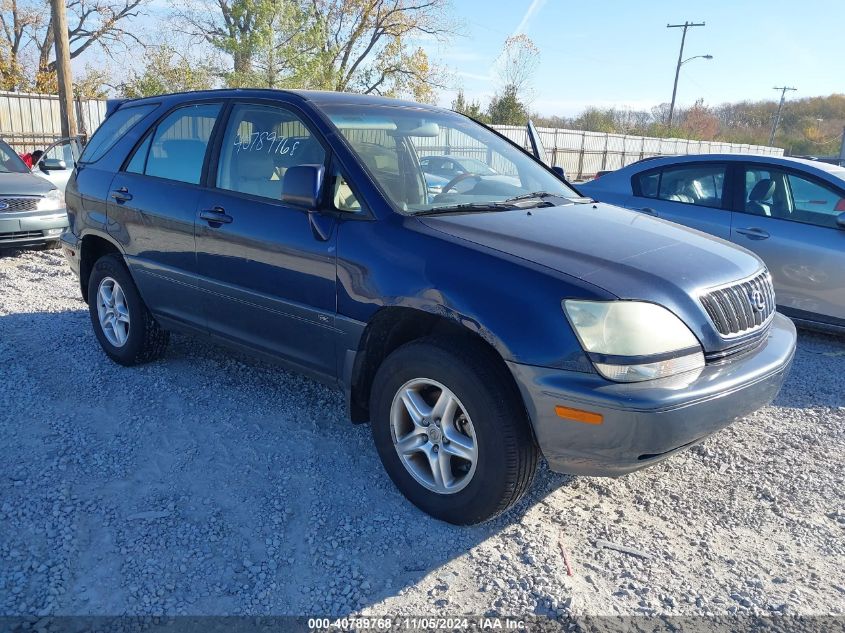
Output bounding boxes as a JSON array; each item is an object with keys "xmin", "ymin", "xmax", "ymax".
[{"xmin": 336, "ymin": 212, "xmax": 613, "ymax": 371}]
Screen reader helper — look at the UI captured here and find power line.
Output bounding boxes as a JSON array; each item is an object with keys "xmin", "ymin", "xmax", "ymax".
[{"xmin": 769, "ymin": 86, "xmax": 798, "ymax": 145}]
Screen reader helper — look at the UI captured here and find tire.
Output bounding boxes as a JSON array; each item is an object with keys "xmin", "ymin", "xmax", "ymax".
[
  {"xmin": 87, "ymin": 253, "xmax": 169, "ymax": 366},
  {"xmin": 370, "ymin": 337, "xmax": 538, "ymax": 525}
]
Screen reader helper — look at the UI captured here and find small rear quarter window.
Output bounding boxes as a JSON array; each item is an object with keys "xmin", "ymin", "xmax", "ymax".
[
  {"xmin": 634, "ymin": 170, "xmax": 660, "ymax": 198},
  {"xmin": 80, "ymin": 104, "xmax": 156, "ymax": 164}
]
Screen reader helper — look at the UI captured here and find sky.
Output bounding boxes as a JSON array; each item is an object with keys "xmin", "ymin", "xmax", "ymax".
[
  {"xmin": 421, "ymin": 0, "xmax": 845, "ymax": 116},
  {"xmin": 73, "ymin": 0, "xmax": 844, "ymax": 118}
]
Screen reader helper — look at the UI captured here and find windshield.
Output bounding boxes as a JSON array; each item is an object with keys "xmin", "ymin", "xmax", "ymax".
[
  {"xmin": 0, "ymin": 141, "xmax": 29, "ymax": 174},
  {"xmin": 322, "ymin": 105, "xmax": 580, "ymax": 213}
]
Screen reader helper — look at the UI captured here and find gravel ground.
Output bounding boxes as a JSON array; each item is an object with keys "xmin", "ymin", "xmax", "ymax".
[{"xmin": 1, "ymin": 247, "xmax": 843, "ymax": 623}]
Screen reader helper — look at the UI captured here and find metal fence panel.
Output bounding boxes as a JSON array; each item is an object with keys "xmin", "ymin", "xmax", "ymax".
[
  {"xmin": 0, "ymin": 91, "xmax": 107, "ymax": 152},
  {"xmin": 0, "ymin": 90, "xmax": 785, "ymax": 178}
]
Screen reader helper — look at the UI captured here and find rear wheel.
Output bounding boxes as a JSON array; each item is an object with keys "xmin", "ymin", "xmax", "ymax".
[
  {"xmin": 88, "ymin": 254, "xmax": 169, "ymax": 366},
  {"xmin": 370, "ymin": 338, "xmax": 538, "ymax": 525}
]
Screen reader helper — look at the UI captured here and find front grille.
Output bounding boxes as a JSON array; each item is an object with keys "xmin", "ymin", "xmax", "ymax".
[
  {"xmin": 0, "ymin": 196, "xmax": 40, "ymax": 212},
  {"xmin": 700, "ymin": 270, "xmax": 776, "ymax": 337},
  {"xmin": 0, "ymin": 196, "xmax": 41, "ymax": 213},
  {"xmin": 704, "ymin": 331, "xmax": 768, "ymax": 363},
  {"xmin": 0, "ymin": 230, "xmax": 43, "ymax": 241}
]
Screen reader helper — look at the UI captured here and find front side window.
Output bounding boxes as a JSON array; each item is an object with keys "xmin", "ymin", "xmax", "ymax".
[
  {"xmin": 81, "ymin": 104, "xmax": 156, "ymax": 164},
  {"xmin": 138, "ymin": 103, "xmax": 221, "ymax": 184},
  {"xmin": 216, "ymin": 103, "xmax": 326, "ymax": 201},
  {"xmin": 331, "ymin": 167, "xmax": 361, "ymax": 213},
  {"xmin": 743, "ymin": 166, "xmax": 845, "ymax": 228},
  {"xmin": 787, "ymin": 174, "xmax": 845, "ymax": 228},
  {"xmin": 656, "ymin": 164, "xmax": 726, "ymax": 208},
  {"xmin": 321, "ymin": 105, "xmax": 579, "ymax": 214}
]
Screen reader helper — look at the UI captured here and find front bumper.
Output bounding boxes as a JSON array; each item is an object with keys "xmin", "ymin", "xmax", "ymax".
[
  {"xmin": 0, "ymin": 209, "xmax": 68, "ymax": 247},
  {"xmin": 509, "ymin": 312, "xmax": 797, "ymax": 476}
]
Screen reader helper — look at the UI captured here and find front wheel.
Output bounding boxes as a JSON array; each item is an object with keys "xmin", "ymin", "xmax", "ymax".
[
  {"xmin": 88, "ymin": 254, "xmax": 169, "ymax": 366},
  {"xmin": 370, "ymin": 338, "xmax": 538, "ymax": 525}
]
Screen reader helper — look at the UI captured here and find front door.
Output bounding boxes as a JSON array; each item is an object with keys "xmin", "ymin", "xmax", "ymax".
[
  {"xmin": 730, "ymin": 163, "xmax": 845, "ymax": 324},
  {"xmin": 33, "ymin": 137, "xmax": 81, "ymax": 191},
  {"xmin": 195, "ymin": 101, "xmax": 338, "ymax": 378}
]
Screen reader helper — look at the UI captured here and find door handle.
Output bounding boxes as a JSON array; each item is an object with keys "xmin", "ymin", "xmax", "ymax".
[
  {"xmin": 199, "ymin": 207, "xmax": 233, "ymax": 225},
  {"xmin": 735, "ymin": 227, "xmax": 770, "ymax": 240},
  {"xmin": 110, "ymin": 187, "xmax": 132, "ymax": 203},
  {"xmin": 639, "ymin": 207, "xmax": 658, "ymax": 216}
]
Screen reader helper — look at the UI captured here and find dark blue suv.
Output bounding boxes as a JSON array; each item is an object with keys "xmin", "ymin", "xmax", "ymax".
[{"xmin": 61, "ymin": 90, "xmax": 796, "ymax": 524}]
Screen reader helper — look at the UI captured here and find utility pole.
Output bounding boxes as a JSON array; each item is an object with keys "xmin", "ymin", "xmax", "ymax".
[
  {"xmin": 667, "ymin": 21, "xmax": 705, "ymax": 128},
  {"xmin": 768, "ymin": 86, "xmax": 797, "ymax": 146},
  {"xmin": 838, "ymin": 126, "xmax": 845, "ymax": 166},
  {"xmin": 49, "ymin": 0, "xmax": 77, "ymax": 138}
]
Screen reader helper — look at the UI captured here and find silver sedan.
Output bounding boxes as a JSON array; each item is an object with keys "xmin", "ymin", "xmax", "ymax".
[{"xmin": 580, "ymin": 154, "xmax": 845, "ymax": 332}]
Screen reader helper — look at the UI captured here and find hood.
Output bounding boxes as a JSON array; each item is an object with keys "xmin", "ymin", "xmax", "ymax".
[
  {"xmin": 418, "ymin": 202, "xmax": 764, "ymax": 351},
  {"xmin": 0, "ymin": 171, "xmax": 56, "ymax": 196}
]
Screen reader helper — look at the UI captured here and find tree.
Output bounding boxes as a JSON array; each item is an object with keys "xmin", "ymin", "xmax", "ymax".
[
  {"xmin": 306, "ymin": 0, "xmax": 452, "ymax": 98},
  {"xmin": 175, "ymin": 0, "xmax": 283, "ymax": 85},
  {"xmin": 487, "ymin": 85, "xmax": 527, "ymax": 125},
  {"xmin": 679, "ymin": 98, "xmax": 719, "ymax": 140},
  {"xmin": 176, "ymin": 0, "xmax": 453, "ymax": 98},
  {"xmin": 0, "ymin": 0, "xmax": 147, "ymax": 91},
  {"xmin": 251, "ymin": 1, "xmax": 322, "ymax": 88},
  {"xmin": 119, "ymin": 45, "xmax": 215, "ymax": 98},
  {"xmin": 495, "ymin": 33, "xmax": 538, "ymax": 102},
  {"xmin": 451, "ymin": 88, "xmax": 486, "ymax": 121}
]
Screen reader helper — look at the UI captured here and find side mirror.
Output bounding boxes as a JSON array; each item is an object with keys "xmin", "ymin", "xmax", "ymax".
[
  {"xmin": 837, "ymin": 212, "xmax": 845, "ymax": 230},
  {"xmin": 40, "ymin": 158, "xmax": 67, "ymax": 171},
  {"xmin": 552, "ymin": 165, "xmax": 566, "ymax": 179},
  {"xmin": 281, "ymin": 164, "xmax": 324, "ymax": 209}
]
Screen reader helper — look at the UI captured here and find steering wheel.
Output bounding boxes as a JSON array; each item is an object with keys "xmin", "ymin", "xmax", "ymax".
[{"xmin": 442, "ymin": 172, "xmax": 482, "ymax": 194}]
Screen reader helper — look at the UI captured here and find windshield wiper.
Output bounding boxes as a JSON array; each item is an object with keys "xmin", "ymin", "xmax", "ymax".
[
  {"xmin": 503, "ymin": 191, "xmax": 562, "ymax": 202},
  {"xmin": 504, "ymin": 191, "xmax": 595, "ymax": 205},
  {"xmin": 414, "ymin": 201, "xmax": 521, "ymax": 216}
]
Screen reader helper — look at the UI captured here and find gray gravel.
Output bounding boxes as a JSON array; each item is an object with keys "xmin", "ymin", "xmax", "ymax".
[{"xmin": 1, "ymin": 247, "xmax": 843, "ymax": 619}]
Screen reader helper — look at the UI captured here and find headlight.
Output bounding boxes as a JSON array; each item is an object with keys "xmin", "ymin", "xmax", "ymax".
[
  {"xmin": 38, "ymin": 189, "xmax": 64, "ymax": 211},
  {"xmin": 563, "ymin": 300, "xmax": 704, "ymax": 382}
]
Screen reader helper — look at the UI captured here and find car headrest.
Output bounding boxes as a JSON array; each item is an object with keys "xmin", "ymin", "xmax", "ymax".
[{"xmin": 749, "ymin": 178, "xmax": 775, "ymax": 201}]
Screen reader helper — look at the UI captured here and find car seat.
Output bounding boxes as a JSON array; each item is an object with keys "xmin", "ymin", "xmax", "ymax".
[
  {"xmin": 746, "ymin": 179, "xmax": 775, "ymax": 216},
  {"xmin": 233, "ymin": 149, "xmax": 282, "ymax": 199}
]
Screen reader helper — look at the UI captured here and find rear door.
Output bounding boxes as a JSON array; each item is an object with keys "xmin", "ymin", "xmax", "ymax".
[
  {"xmin": 729, "ymin": 163, "xmax": 845, "ymax": 324},
  {"xmin": 629, "ymin": 162, "xmax": 732, "ymax": 238},
  {"xmin": 107, "ymin": 101, "xmax": 223, "ymax": 331},
  {"xmin": 195, "ymin": 100, "xmax": 339, "ymax": 378}
]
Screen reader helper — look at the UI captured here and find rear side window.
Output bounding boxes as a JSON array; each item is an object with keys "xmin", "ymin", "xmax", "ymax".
[
  {"xmin": 128, "ymin": 103, "xmax": 221, "ymax": 185},
  {"xmin": 80, "ymin": 105, "xmax": 156, "ymax": 164},
  {"xmin": 635, "ymin": 164, "xmax": 726, "ymax": 209}
]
